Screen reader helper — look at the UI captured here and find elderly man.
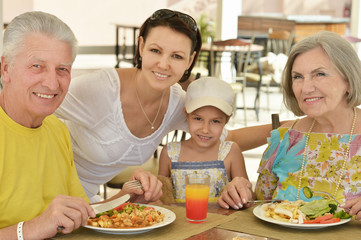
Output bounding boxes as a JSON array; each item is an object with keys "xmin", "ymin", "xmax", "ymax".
[
  {"xmin": 0, "ymin": 11, "xmax": 94, "ymax": 239},
  {"xmin": 0, "ymin": 11, "xmax": 162, "ymax": 239}
]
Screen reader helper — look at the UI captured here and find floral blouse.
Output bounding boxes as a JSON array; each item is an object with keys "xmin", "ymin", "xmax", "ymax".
[{"xmin": 255, "ymin": 126, "xmax": 361, "ymax": 204}]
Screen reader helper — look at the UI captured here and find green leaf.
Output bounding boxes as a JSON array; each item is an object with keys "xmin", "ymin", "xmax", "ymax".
[{"xmin": 334, "ymin": 210, "xmax": 351, "ymax": 219}]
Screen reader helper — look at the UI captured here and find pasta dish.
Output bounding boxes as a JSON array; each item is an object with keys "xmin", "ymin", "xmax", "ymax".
[{"xmin": 87, "ymin": 203, "xmax": 165, "ymax": 228}]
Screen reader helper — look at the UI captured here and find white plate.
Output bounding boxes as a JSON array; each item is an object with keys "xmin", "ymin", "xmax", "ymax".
[
  {"xmin": 253, "ymin": 204, "xmax": 351, "ymax": 229},
  {"xmin": 84, "ymin": 204, "xmax": 176, "ymax": 234}
]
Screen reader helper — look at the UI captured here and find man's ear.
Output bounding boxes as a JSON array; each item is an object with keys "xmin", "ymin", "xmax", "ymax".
[{"xmin": 1, "ymin": 56, "xmax": 11, "ymax": 83}]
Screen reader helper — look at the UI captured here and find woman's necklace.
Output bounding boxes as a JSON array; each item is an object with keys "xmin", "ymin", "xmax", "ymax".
[
  {"xmin": 296, "ymin": 107, "xmax": 357, "ymax": 200},
  {"xmin": 134, "ymin": 71, "xmax": 165, "ymax": 131}
]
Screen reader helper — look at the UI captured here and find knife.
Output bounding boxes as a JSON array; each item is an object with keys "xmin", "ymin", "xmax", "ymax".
[
  {"xmin": 248, "ymin": 199, "xmax": 282, "ymax": 204},
  {"xmin": 91, "ymin": 194, "xmax": 130, "ymax": 214}
]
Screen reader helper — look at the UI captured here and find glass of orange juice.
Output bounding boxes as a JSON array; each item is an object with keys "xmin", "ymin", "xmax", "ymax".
[{"xmin": 185, "ymin": 173, "xmax": 210, "ymax": 223}]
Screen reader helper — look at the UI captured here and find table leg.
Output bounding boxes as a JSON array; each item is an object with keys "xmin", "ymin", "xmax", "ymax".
[
  {"xmin": 254, "ymin": 52, "xmax": 262, "ymax": 120},
  {"xmin": 115, "ymin": 26, "xmax": 120, "ymax": 68},
  {"xmin": 132, "ymin": 27, "xmax": 137, "ymax": 66}
]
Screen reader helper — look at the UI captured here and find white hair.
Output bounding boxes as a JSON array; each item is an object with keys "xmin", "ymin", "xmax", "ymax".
[{"xmin": 3, "ymin": 11, "xmax": 78, "ymax": 64}]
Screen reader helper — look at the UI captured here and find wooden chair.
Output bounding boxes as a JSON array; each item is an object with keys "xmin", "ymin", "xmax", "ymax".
[
  {"xmin": 246, "ymin": 30, "xmax": 294, "ymax": 112},
  {"xmin": 266, "ymin": 30, "xmax": 294, "ymax": 55},
  {"xmin": 271, "ymin": 113, "xmax": 280, "ymax": 130},
  {"xmin": 210, "ymin": 36, "xmax": 260, "ymax": 126}
]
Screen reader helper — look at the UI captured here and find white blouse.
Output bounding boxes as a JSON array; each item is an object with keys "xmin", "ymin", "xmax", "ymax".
[{"xmin": 55, "ymin": 68, "xmax": 188, "ymax": 200}]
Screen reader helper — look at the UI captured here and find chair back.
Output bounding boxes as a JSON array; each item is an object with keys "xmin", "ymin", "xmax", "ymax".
[
  {"xmin": 267, "ymin": 30, "xmax": 294, "ymax": 55},
  {"xmin": 209, "ymin": 36, "xmax": 257, "ymax": 126},
  {"xmin": 235, "ymin": 36, "xmax": 255, "ymax": 79},
  {"xmin": 210, "ymin": 37, "xmax": 254, "ymax": 80}
]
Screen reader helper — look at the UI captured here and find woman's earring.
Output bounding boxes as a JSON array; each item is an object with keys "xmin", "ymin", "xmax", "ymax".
[
  {"xmin": 184, "ymin": 70, "xmax": 189, "ymax": 75},
  {"xmin": 139, "ymin": 56, "xmax": 142, "ymax": 61}
]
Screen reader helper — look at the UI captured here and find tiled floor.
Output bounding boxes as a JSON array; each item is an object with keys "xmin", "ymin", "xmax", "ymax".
[{"xmin": 72, "ymin": 54, "xmax": 295, "ymax": 197}]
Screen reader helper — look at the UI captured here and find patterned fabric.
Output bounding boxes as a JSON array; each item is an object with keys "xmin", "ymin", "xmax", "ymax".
[
  {"xmin": 169, "ymin": 141, "xmax": 232, "ymax": 203},
  {"xmin": 255, "ymin": 126, "xmax": 361, "ymax": 204}
]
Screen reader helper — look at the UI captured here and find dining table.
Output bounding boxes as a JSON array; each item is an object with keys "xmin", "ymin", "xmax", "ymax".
[
  {"xmin": 51, "ymin": 202, "xmax": 361, "ymax": 240},
  {"xmin": 112, "ymin": 23, "xmax": 139, "ymax": 67},
  {"xmin": 199, "ymin": 42, "xmax": 264, "ymax": 77},
  {"xmin": 198, "ymin": 41, "xmax": 265, "ymax": 124}
]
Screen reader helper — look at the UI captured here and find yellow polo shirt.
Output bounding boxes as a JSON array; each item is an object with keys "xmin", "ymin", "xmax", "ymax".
[{"xmin": 0, "ymin": 108, "xmax": 88, "ymax": 228}]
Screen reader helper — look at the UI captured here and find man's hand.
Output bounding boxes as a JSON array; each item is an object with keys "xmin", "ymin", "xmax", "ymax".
[{"xmin": 23, "ymin": 195, "xmax": 95, "ymax": 239}]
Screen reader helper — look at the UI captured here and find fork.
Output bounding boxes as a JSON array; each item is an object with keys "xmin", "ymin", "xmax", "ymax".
[
  {"xmin": 311, "ymin": 190, "xmax": 351, "ymax": 210},
  {"xmin": 248, "ymin": 199, "xmax": 283, "ymax": 204},
  {"xmin": 311, "ymin": 190, "xmax": 342, "ymax": 205},
  {"xmin": 123, "ymin": 179, "xmax": 143, "ymax": 190}
]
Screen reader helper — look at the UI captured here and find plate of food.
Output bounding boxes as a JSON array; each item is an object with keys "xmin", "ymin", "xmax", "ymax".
[
  {"xmin": 253, "ymin": 199, "xmax": 351, "ymax": 229},
  {"xmin": 85, "ymin": 203, "xmax": 176, "ymax": 234}
]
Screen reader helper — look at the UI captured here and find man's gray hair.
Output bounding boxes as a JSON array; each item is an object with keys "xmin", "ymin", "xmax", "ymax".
[{"xmin": 3, "ymin": 11, "xmax": 78, "ymax": 64}]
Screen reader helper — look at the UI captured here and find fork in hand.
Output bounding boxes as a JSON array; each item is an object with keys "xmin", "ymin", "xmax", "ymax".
[
  {"xmin": 312, "ymin": 190, "xmax": 351, "ymax": 210},
  {"xmin": 123, "ymin": 179, "xmax": 143, "ymax": 190},
  {"xmin": 303, "ymin": 187, "xmax": 350, "ymax": 210},
  {"xmin": 312, "ymin": 190, "xmax": 342, "ymax": 205}
]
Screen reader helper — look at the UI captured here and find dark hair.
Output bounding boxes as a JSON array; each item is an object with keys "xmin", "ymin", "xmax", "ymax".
[{"xmin": 134, "ymin": 9, "xmax": 202, "ymax": 82}]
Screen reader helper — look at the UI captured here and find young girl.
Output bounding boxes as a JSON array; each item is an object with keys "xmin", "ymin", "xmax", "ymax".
[{"xmin": 158, "ymin": 77, "xmax": 253, "ymax": 208}]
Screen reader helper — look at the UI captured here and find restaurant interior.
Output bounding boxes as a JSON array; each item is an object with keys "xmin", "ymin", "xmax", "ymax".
[{"xmin": 1, "ymin": 0, "xmax": 361, "ymax": 239}]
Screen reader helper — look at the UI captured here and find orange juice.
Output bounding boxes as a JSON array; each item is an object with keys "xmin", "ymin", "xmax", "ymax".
[{"xmin": 185, "ymin": 184, "xmax": 210, "ymax": 223}]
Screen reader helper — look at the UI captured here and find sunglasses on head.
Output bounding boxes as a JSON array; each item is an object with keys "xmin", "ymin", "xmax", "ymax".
[{"xmin": 150, "ymin": 9, "xmax": 198, "ymax": 32}]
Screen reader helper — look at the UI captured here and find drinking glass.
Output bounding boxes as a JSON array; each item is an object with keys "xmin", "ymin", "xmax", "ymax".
[{"xmin": 185, "ymin": 173, "xmax": 210, "ymax": 223}]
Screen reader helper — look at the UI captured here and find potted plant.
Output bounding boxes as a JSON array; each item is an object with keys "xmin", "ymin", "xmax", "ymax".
[{"xmin": 197, "ymin": 13, "xmax": 215, "ymax": 43}]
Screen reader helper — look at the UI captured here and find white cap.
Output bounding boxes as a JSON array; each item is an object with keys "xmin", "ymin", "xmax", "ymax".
[{"xmin": 185, "ymin": 77, "xmax": 234, "ymax": 116}]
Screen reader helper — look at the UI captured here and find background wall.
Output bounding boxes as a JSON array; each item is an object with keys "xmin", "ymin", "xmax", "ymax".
[
  {"xmin": 242, "ymin": 0, "xmax": 351, "ymax": 17},
  {"xmin": 2, "ymin": 0, "xmax": 353, "ymax": 52},
  {"xmin": 3, "ymin": 0, "xmax": 217, "ymax": 47},
  {"xmin": 35, "ymin": 0, "xmax": 167, "ymax": 46},
  {"xmin": 3, "ymin": 0, "xmax": 33, "ymax": 22}
]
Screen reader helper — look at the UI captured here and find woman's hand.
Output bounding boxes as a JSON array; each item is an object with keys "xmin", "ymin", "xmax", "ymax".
[
  {"xmin": 341, "ymin": 196, "xmax": 361, "ymax": 220},
  {"xmin": 217, "ymin": 177, "xmax": 253, "ymax": 209},
  {"xmin": 122, "ymin": 168, "xmax": 163, "ymax": 203}
]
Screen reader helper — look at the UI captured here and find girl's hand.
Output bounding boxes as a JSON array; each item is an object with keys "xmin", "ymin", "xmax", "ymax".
[{"xmin": 217, "ymin": 177, "xmax": 253, "ymax": 209}]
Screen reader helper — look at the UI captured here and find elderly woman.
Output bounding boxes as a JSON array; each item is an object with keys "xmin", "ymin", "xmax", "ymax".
[{"xmin": 255, "ymin": 31, "xmax": 361, "ymax": 220}]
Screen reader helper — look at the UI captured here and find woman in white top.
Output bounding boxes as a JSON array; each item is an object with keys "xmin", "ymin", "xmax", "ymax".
[{"xmin": 55, "ymin": 9, "xmax": 272, "ymax": 204}]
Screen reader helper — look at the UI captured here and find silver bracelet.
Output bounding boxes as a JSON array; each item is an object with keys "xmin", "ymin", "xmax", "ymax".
[{"xmin": 17, "ymin": 221, "xmax": 24, "ymax": 240}]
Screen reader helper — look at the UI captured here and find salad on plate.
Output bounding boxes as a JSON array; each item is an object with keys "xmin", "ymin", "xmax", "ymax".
[{"xmin": 262, "ymin": 199, "xmax": 351, "ymax": 224}]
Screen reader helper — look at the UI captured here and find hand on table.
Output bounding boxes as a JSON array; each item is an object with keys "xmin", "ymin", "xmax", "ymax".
[
  {"xmin": 24, "ymin": 195, "xmax": 95, "ymax": 239},
  {"xmin": 218, "ymin": 177, "xmax": 253, "ymax": 210},
  {"xmin": 341, "ymin": 196, "xmax": 361, "ymax": 220},
  {"xmin": 122, "ymin": 168, "xmax": 163, "ymax": 203}
]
